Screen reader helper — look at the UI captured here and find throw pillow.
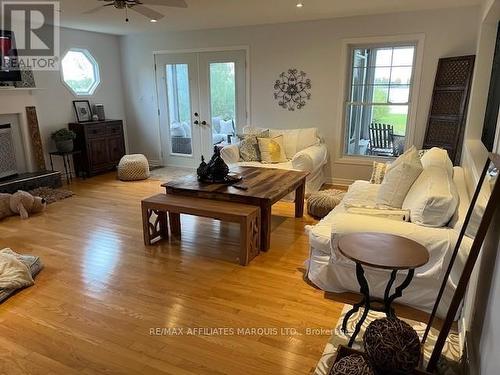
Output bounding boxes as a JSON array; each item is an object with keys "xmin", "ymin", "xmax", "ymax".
[
  {"xmin": 269, "ymin": 129, "xmax": 299, "ymax": 159},
  {"xmin": 402, "ymin": 166, "xmax": 459, "ymax": 227},
  {"xmin": 418, "ymin": 149, "xmax": 430, "ymax": 158},
  {"xmin": 420, "ymin": 147, "xmax": 453, "ymax": 176},
  {"xmin": 238, "ymin": 130, "xmax": 269, "ymax": 162},
  {"xmin": 242, "ymin": 126, "xmax": 268, "ymax": 135},
  {"xmin": 370, "ymin": 161, "xmax": 389, "ymax": 184},
  {"xmin": 220, "ymin": 119, "xmax": 235, "ymax": 135},
  {"xmin": 258, "ymin": 135, "xmax": 288, "ymax": 164},
  {"xmin": 170, "ymin": 122, "xmax": 187, "ymax": 138},
  {"xmin": 296, "ymin": 128, "xmax": 320, "ymax": 152},
  {"xmin": 376, "ymin": 148, "xmax": 423, "ymax": 208},
  {"xmin": 387, "ymin": 145, "xmax": 418, "ymax": 172}
]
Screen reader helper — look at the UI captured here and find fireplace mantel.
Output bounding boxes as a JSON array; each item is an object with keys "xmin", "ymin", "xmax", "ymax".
[
  {"xmin": 0, "ymin": 87, "xmax": 41, "ymax": 93},
  {"xmin": 0, "ymin": 90, "xmax": 40, "ymax": 173}
]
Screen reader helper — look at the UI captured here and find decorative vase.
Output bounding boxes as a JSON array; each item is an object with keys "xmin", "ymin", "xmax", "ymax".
[
  {"xmin": 55, "ymin": 139, "xmax": 74, "ymax": 153},
  {"xmin": 197, "ymin": 146, "xmax": 230, "ymax": 183},
  {"xmin": 197, "ymin": 156, "xmax": 209, "ymax": 180},
  {"xmin": 206, "ymin": 146, "xmax": 229, "ymax": 182}
]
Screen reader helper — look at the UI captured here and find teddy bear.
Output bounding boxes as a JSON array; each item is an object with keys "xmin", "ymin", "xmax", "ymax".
[{"xmin": 0, "ymin": 191, "xmax": 46, "ymax": 220}]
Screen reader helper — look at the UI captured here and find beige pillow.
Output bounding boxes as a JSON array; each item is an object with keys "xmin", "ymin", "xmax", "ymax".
[
  {"xmin": 258, "ymin": 135, "xmax": 288, "ymax": 164},
  {"xmin": 387, "ymin": 145, "xmax": 417, "ymax": 172},
  {"xmin": 376, "ymin": 147, "xmax": 423, "ymax": 208},
  {"xmin": 420, "ymin": 147, "xmax": 454, "ymax": 176},
  {"xmin": 402, "ymin": 166, "xmax": 459, "ymax": 227},
  {"xmin": 370, "ymin": 162, "xmax": 389, "ymax": 184}
]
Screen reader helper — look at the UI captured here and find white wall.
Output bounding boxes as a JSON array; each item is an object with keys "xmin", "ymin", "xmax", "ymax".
[
  {"xmin": 32, "ymin": 27, "xmax": 126, "ymax": 168},
  {"xmin": 120, "ymin": 6, "xmax": 479, "ymax": 183}
]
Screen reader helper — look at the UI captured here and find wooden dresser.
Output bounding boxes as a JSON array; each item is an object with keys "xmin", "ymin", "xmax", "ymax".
[{"xmin": 69, "ymin": 120, "xmax": 126, "ymax": 177}]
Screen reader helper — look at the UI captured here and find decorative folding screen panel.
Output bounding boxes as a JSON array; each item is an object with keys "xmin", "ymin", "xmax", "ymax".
[{"xmin": 423, "ymin": 55, "xmax": 475, "ymax": 165}]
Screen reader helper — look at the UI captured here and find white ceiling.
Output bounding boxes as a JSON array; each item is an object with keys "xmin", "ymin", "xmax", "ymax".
[{"xmin": 58, "ymin": 0, "xmax": 481, "ymax": 35}]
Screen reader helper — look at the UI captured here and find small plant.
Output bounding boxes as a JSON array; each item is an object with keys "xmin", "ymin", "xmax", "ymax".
[{"xmin": 51, "ymin": 128, "xmax": 76, "ymax": 142}]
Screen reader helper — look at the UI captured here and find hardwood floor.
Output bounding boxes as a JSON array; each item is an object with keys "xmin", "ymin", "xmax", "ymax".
[{"xmin": 0, "ymin": 173, "xmax": 345, "ymax": 375}]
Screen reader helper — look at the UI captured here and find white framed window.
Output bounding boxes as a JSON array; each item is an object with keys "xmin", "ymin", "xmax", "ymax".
[
  {"xmin": 344, "ymin": 44, "xmax": 417, "ymax": 157},
  {"xmin": 61, "ymin": 48, "xmax": 100, "ymax": 96}
]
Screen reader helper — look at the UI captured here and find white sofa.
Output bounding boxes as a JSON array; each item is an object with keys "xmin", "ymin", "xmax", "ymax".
[
  {"xmin": 221, "ymin": 126, "xmax": 328, "ymax": 196},
  {"xmin": 306, "ymin": 150, "xmax": 471, "ymax": 318}
]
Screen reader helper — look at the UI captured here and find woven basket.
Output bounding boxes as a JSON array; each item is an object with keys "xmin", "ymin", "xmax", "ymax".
[
  {"xmin": 363, "ymin": 318, "xmax": 421, "ymax": 375},
  {"xmin": 330, "ymin": 354, "xmax": 375, "ymax": 375}
]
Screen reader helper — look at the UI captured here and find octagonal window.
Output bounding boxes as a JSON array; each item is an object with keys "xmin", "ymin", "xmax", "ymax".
[{"xmin": 61, "ymin": 48, "xmax": 100, "ymax": 96}]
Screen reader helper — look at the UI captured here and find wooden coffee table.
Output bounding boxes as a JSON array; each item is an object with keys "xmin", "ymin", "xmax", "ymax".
[
  {"xmin": 338, "ymin": 232, "xmax": 429, "ymax": 347},
  {"xmin": 163, "ymin": 166, "xmax": 309, "ymax": 251}
]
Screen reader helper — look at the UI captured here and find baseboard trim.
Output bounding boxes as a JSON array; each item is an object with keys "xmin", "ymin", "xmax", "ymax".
[
  {"xmin": 148, "ymin": 159, "xmax": 162, "ymax": 168},
  {"xmin": 464, "ymin": 330, "xmax": 479, "ymax": 375},
  {"xmin": 328, "ymin": 177, "xmax": 354, "ymax": 187}
]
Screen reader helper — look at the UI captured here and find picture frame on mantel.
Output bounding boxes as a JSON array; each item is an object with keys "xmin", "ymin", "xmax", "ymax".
[{"xmin": 73, "ymin": 100, "xmax": 93, "ymax": 123}]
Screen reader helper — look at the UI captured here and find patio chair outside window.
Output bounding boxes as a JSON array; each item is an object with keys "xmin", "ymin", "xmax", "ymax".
[{"xmin": 369, "ymin": 123, "xmax": 396, "ymax": 156}]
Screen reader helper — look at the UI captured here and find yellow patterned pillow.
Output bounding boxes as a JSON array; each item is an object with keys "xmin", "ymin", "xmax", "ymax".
[{"xmin": 257, "ymin": 135, "xmax": 288, "ymax": 164}]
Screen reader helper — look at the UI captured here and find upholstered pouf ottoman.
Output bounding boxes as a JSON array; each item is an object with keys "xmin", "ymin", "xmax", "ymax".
[
  {"xmin": 307, "ymin": 189, "xmax": 346, "ymax": 219},
  {"xmin": 117, "ymin": 154, "xmax": 150, "ymax": 181}
]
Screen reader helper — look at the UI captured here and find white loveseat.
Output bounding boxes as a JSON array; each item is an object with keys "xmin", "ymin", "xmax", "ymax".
[
  {"xmin": 221, "ymin": 126, "xmax": 328, "ymax": 196},
  {"xmin": 306, "ymin": 149, "xmax": 471, "ymax": 318}
]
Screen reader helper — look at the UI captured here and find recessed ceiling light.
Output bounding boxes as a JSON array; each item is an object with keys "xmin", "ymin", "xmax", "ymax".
[
  {"xmin": 296, "ymin": 2, "xmax": 304, "ymax": 8},
  {"xmin": 150, "ymin": 19, "xmax": 158, "ymax": 23}
]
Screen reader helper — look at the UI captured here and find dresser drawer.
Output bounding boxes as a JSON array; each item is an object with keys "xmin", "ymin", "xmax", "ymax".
[
  {"xmin": 85, "ymin": 124, "xmax": 107, "ymax": 139},
  {"xmin": 106, "ymin": 123, "xmax": 123, "ymax": 136}
]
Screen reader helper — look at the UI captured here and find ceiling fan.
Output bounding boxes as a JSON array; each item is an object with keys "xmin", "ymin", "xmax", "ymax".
[{"xmin": 83, "ymin": 0, "xmax": 188, "ymax": 23}]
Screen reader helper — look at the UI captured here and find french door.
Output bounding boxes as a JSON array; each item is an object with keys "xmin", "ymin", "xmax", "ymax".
[{"xmin": 155, "ymin": 50, "xmax": 247, "ymax": 168}]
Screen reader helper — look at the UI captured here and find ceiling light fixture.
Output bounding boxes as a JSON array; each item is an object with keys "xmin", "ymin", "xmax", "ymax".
[
  {"xmin": 150, "ymin": 19, "xmax": 158, "ymax": 23},
  {"xmin": 296, "ymin": 2, "xmax": 304, "ymax": 8}
]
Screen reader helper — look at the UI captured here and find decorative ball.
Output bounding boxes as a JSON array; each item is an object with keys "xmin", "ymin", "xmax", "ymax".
[
  {"xmin": 363, "ymin": 318, "xmax": 421, "ymax": 375},
  {"xmin": 329, "ymin": 354, "xmax": 375, "ymax": 375},
  {"xmin": 307, "ymin": 189, "xmax": 346, "ymax": 219}
]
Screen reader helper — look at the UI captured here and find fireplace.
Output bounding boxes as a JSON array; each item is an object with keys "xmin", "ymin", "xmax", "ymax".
[{"xmin": 0, "ymin": 123, "xmax": 17, "ymax": 179}]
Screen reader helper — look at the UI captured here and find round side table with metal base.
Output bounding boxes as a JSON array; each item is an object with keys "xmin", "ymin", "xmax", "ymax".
[{"xmin": 338, "ymin": 232, "xmax": 429, "ymax": 347}]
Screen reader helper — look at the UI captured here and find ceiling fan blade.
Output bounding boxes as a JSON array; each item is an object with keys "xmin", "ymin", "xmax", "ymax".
[
  {"xmin": 82, "ymin": 4, "xmax": 113, "ymax": 15},
  {"xmin": 138, "ymin": 0, "xmax": 187, "ymax": 8},
  {"xmin": 131, "ymin": 5, "xmax": 165, "ymax": 20},
  {"xmin": 82, "ymin": 6, "xmax": 105, "ymax": 15}
]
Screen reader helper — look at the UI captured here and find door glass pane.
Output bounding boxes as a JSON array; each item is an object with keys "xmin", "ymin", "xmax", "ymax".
[
  {"xmin": 166, "ymin": 64, "xmax": 192, "ymax": 155},
  {"xmin": 209, "ymin": 62, "xmax": 236, "ymax": 145}
]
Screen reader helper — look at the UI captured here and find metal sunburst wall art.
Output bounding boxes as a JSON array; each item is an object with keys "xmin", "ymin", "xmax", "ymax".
[{"xmin": 273, "ymin": 68, "xmax": 311, "ymax": 111}]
